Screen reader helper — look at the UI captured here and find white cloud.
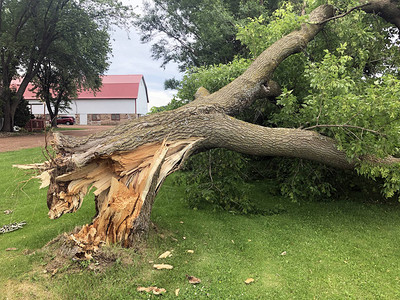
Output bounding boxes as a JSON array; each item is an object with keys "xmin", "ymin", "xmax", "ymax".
[
  {"xmin": 106, "ymin": 0, "xmax": 182, "ymax": 109},
  {"xmin": 148, "ymin": 89, "xmax": 176, "ymax": 110}
]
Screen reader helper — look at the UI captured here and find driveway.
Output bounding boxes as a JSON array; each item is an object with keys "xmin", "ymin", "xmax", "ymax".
[{"xmin": 0, "ymin": 125, "xmax": 114, "ymax": 153}]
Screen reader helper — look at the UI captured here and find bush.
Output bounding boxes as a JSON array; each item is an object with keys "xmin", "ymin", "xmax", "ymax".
[{"xmin": 14, "ymin": 98, "xmax": 31, "ymax": 127}]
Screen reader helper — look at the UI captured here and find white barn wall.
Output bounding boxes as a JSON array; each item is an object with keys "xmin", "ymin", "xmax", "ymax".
[
  {"xmin": 69, "ymin": 99, "xmax": 136, "ymax": 114},
  {"xmin": 28, "ymin": 75, "xmax": 149, "ymax": 124},
  {"xmin": 30, "ymin": 101, "xmax": 48, "ymax": 115},
  {"xmin": 137, "ymin": 79, "xmax": 148, "ymax": 115},
  {"xmin": 30, "ymin": 99, "xmax": 137, "ymax": 115}
]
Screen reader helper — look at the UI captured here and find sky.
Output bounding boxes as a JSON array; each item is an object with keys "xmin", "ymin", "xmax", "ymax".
[{"xmin": 106, "ymin": 0, "xmax": 181, "ymax": 110}]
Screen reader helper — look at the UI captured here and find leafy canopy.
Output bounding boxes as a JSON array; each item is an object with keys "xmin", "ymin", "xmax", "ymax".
[
  {"xmin": 32, "ymin": 1, "xmax": 111, "ymax": 125},
  {"xmin": 157, "ymin": 1, "xmax": 400, "ymax": 205},
  {"xmin": 0, "ymin": 0, "xmax": 133, "ymax": 131},
  {"xmin": 135, "ymin": 0, "xmax": 283, "ymax": 71}
]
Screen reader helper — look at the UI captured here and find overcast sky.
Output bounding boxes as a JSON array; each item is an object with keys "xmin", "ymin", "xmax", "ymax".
[{"xmin": 106, "ymin": 0, "xmax": 181, "ymax": 110}]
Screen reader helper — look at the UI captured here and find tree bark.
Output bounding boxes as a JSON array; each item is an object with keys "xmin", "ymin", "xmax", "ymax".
[{"xmin": 20, "ymin": 2, "xmax": 400, "ymax": 255}]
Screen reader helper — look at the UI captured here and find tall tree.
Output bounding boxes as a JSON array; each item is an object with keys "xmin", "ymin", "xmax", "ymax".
[
  {"xmin": 0, "ymin": 0, "xmax": 132, "ymax": 132},
  {"xmin": 32, "ymin": 7, "xmax": 110, "ymax": 127},
  {"xmin": 20, "ymin": 0, "xmax": 400, "ymax": 256},
  {"xmin": 135, "ymin": 0, "xmax": 281, "ymax": 71}
]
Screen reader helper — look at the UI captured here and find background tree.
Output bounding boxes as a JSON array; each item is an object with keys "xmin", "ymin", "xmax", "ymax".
[
  {"xmin": 135, "ymin": 0, "xmax": 283, "ymax": 71},
  {"xmin": 0, "ymin": 0, "xmax": 132, "ymax": 132},
  {"xmin": 32, "ymin": 7, "xmax": 110, "ymax": 127}
]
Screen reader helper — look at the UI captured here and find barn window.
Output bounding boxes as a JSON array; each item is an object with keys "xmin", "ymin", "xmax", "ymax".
[
  {"xmin": 111, "ymin": 114, "xmax": 120, "ymax": 121},
  {"xmin": 92, "ymin": 114, "xmax": 101, "ymax": 121}
]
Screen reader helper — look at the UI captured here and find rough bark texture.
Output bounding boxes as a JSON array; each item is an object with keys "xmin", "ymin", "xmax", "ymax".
[
  {"xmin": 18, "ymin": 2, "xmax": 400, "ymax": 255},
  {"xmin": 362, "ymin": 0, "xmax": 400, "ymax": 29}
]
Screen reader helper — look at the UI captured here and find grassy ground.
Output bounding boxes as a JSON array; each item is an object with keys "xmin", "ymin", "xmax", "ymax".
[{"xmin": 1, "ymin": 148, "xmax": 400, "ymax": 299}]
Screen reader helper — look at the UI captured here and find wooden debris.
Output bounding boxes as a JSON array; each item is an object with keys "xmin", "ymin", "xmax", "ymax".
[
  {"xmin": 186, "ymin": 275, "xmax": 201, "ymax": 284},
  {"xmin": 158, "ymin": 250, "xmax": 172, "ymax": 259},
  {"xmin": 137, "ymin": 286, "xmax": 166, "ymax": 295},
  {"xmin": 153, "ymin": 263, "xmax": 173, "ymax": 270},
  {"xmin": 175, "ymin": 288, "xmax": 180, "ymax": 296},
  {"xmin": 244, "ymin": 278, "xmax": 255, "ymax": 284}
]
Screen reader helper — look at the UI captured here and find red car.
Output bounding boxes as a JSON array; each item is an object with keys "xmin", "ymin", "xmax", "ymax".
[{"xmin": 56, "ymin": 116, "xmax": 75, "ymax": 125}]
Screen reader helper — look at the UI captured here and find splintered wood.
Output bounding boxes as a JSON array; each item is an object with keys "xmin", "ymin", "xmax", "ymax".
[{"xmin": 32, "ymin": 138, "xmax": 201, "ymax": 254}]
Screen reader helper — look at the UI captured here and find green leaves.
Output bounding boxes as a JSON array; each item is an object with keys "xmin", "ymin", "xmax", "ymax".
[
  {"xmin": 273, "ymin": 42, "xmax": 400, "ymax": 199},
  {"xmin": 154, "ymin": 1, "xmax": 400, "ymax": 202},
  {"xmin": 182, "ymin": 149, "xmax": 255, "ymax": 214},
  {"xmin": 177, "ymin": 58, "xmax": 251, "ymax": 102},
  {"xmin": 236, "ymin": 2, "xmax": 308, "ymax": 58}
]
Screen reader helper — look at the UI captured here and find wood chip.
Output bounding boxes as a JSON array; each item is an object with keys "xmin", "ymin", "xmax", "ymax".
[
  {"xmin": 152, "ymin": 287, "xmax": 167, "ymax": 295},
  {"xmin": 186, "ymin": 250, "xmax": 194, "ymax": 253},
  {"xmin": 137, "ymin": 286, "xmax": 166, "ymax": 295},
  {"xmin": 245, "ymin": 278, "xmax": 255, "ymax": 284},
  {"xmin": 175, "ymin": 288, "xmax": 180, "ymax": 296},
  {"xmin": 153, "ymin": 263, "xmax": 173, "ymax": 270},
  {"xmin": 5, "ymin": 248, "xmax": 17, "ymax": 251},
  {"xmin": 158, "ymin": 250, "xmax": 172, "ymax": 259},
  {"xmin": 186, "ymin": 275, "xmax": 201, "ymax": 284}
]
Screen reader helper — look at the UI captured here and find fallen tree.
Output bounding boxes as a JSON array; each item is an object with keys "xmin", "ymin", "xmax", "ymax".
[{"xmin": 19, "ymin": 1, "xmax": 400, "ymax": 255}]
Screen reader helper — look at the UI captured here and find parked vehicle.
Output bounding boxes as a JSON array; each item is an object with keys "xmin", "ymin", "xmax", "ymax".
[{"xmin": 56, "ymin": 116, "xmax": 75, "ymax": 125}]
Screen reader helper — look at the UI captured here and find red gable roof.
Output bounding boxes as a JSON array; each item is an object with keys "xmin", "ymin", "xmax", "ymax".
[
  {"xmin": 12, "ymin": 75, "xmax": 147, "ymax": 102},
  {"xmin": 78, "ymin": 75, "xmax": 144, "ymax": 99}
]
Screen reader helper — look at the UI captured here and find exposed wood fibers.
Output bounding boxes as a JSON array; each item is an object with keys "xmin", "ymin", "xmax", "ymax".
[{"xmin": 33, "ymin": 138, "xmax": 201, "ymax": 253}]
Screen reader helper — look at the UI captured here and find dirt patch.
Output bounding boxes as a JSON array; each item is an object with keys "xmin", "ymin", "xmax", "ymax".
[
  {"xmin": 0, "ymin": 125, "xmax": 114, "ymax": 153},
  {"xmin": 38, "ymin": 231, "xmax": 137, "ymax": 276}
]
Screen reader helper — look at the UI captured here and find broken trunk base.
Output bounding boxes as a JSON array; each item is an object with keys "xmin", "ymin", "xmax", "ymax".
[{"xmin": 18, "ymin": 138, "xmax": 202, "ymax": 254}]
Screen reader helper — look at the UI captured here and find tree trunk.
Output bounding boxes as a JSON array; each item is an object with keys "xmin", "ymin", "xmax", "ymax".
[
  {"xmin": 46, "ymin": 100, "xmax": 58, "ymax": 128},
  {"xmin": 2, "ymin": 99, "xmax": 13, "ymax": 132},
  {"xmin": 19, "ymin": 2, "xmax": 400, "ymax": 255}
]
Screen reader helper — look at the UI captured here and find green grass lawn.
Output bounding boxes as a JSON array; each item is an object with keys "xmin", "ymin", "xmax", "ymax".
[{"xmin": 1, "ymin": 148, "xmax": 400, "ymax": 299}]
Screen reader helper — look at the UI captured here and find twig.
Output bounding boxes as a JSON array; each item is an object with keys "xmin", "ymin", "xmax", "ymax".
[
  {"xmin": 344, "ymin": 128, "xmax": 361, "ymax": 141},
  {"xmin": 43, "ymin": 125, "xmax": 56, "ymax": 165},
  {"xmin": 301, "ymin": 0, "xmax": 307, "ymax": 16},
  {"xmin": 314, "ymin": 3, "xmax": 372, "ymax": 25},
  {"xmin": 316, "ymin": 100, "xmax": 323, "ymax": 126},
  {"xmin": 208, "ymin": 151, "xmax": 214, "ymax": 185},
  {"xmin": 304, "ymin": 124, "xmax": 385, "ymax": 136},
  {"xmin": 343, "ymin": 111, "xmax": 361, "ymax": 125}
]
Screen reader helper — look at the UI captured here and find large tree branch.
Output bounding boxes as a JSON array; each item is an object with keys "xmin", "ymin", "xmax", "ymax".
[
  {"xmin": 315, "ymin": 3, "xmax": 372, "ymax": 25},
  {"xmin": 362, "ymin": 0, "xmax": 400, "ymax": 30},
  {"xmin": 184, "ymin": 5, "xmax": 335, "ymax": 115}
]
